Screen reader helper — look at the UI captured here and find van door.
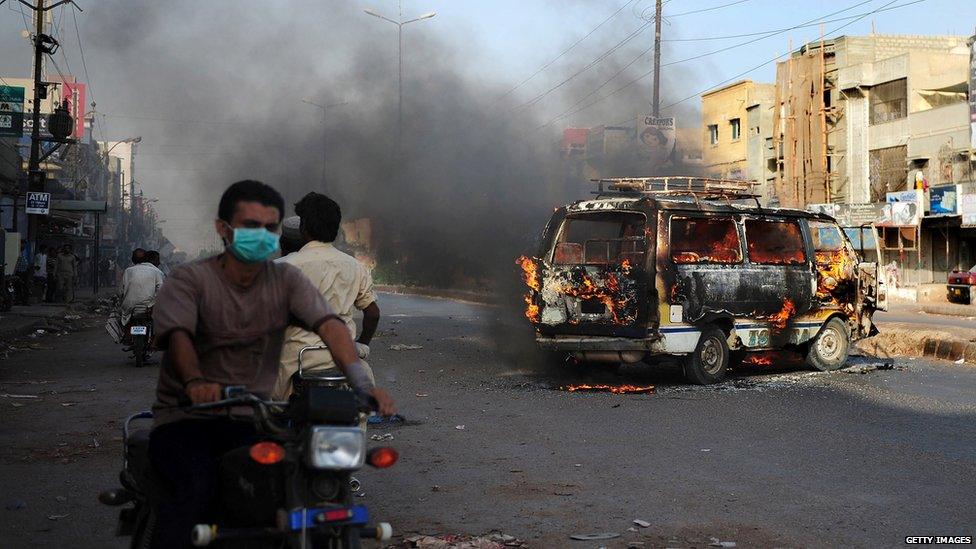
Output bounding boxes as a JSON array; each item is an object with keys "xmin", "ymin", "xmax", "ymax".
[
  {"xmin": 740, "ymin": 217, "xmax": 815, "ymax": 316},
  {"xmin": 667, "ymin": 214, "xmax": 750, "ymax": 320},
  {"xmin": 535, "ymin": 210, "xmax": 650, "ymax": 337}
]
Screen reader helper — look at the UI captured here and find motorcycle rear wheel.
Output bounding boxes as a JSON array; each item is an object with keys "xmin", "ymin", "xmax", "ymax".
[{"xmin": 133, "ymin": 336, "xmax": 146, "ymax": 368}]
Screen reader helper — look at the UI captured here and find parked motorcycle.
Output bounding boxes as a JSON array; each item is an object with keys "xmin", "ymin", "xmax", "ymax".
[
  {"xmin": 126, "ymin": 306, "xmax": 153, "ymax": 368},
  {"xmin": 99, "ymin": 372, "xmax": 397, "ymax": 548}
]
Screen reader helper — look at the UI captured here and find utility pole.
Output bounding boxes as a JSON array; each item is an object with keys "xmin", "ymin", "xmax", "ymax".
[
  {"xmin": 301, "ymin": 99, "xmax": 347, "ymax": 190},
  {"xmin": 364, "ymin": 2, "xmax": 436, "ymax": 162},
  {"xmin": 652, "ymin": 0, "xmax": 663, "ymax": 116},
  {"xmin": 26, "ymin": 0, "xmax": 46, "ymax": 246}
]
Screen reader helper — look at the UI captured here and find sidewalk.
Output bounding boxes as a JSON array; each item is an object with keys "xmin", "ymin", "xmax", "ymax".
[{"xmin": 0, "ymin": 288, "xmax": 110, "ymax": 340}]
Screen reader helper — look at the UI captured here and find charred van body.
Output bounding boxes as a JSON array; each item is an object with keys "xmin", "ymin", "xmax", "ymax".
[{"xmin": 519, "ymin": 177, "xmax": 887, "ymax": 384}]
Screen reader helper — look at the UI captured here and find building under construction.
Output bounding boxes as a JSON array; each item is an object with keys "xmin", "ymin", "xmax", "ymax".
[{"xmin": 771, "ymin": 33, "xmax": 976, "ymax": 287}]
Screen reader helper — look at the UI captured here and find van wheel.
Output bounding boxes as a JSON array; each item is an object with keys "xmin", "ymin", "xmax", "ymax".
[
  {"xmin": 683, "ymin": 326, "xmax": 729, "ymax": 385},
  {"xmin": 806, "ymin": 317, "xmax": 850, "ymax": 371}
]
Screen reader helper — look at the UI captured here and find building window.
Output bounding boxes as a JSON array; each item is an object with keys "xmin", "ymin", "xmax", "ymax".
[
  {"xmin": 869, "ymin": 78, "xmax": 907, "ymax": 125},
  {"xmin": 708, "ymin": 124, "xmax": 718, "ymax": 145},
  {"xmin": 730, "ymin": 118, "xmax": 741, "ymax": 140},
  {"xmin": 868, "ymin": 145, "xmax": 908, "ymax": 201}
]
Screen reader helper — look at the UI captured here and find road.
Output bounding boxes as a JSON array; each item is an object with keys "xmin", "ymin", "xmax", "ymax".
[{"xmin": 1, "ymin": 293, "xmax": 974, "ymax": 548}]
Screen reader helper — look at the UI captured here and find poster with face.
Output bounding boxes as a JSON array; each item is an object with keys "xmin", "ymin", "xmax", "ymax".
[{"xmin": 637, "ymin": 115, "xmax": 676, "ymax": 169}]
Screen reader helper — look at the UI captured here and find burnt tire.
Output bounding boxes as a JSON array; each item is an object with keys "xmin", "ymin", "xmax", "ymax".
[
  {"xmin": 683, "ymin": 326, "xmax": 729, "ymax": 385},
  {"xmin": 806, "ymin": 317, "xmax": 850, "ymax": 371}
]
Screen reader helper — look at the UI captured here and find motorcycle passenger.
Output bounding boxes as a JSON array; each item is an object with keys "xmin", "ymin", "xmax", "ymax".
[
  {"xmin": 147, "ymin": 180, "xmax": 395, "ymax": 549},
  {"xmin": 273, "ymin": 192, "xmax": 380, "ymax": 400},
  {"xmin": 121, "ymin": 248, "xmax": 164, "ymax": 326}
]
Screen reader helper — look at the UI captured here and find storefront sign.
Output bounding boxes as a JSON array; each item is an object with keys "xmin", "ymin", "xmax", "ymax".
[
  {"xmin": 928, "ymin": 185, "xmax": 959, "ymax": 216},
  {"xmin": 637, "ymin": 115, "xmax": 676, "ymax": 169},
  {"xmin": 808, "ymin": 202, "xmax": 891, "ymax": 227},
  {"xmin": 25, "ymin": 192, "xmax": 50, "ymax": 215},
  {"xmin": 961, "ymin": 193, "xmax": 976, "ymax": 227},
  {"xmin": 0, "ymin": 85, "xmax": 25, "ymax": 138}
]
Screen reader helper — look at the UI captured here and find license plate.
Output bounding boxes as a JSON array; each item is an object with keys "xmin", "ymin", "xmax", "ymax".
[
  {"xmin": 287, "ymin": 505, "xmax": 369, "ymax": 530},
  {"xmin": 954, "ymin": 289, "xmax": 962, "ymax": 295},
  {"xmin": 130, "ymin": 326, "xmax": 148, "ymax": 335}
]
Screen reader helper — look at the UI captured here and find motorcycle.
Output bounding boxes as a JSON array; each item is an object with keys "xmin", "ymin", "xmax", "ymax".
[
  {"xmin": 99, "ymin": 348, "xmax": 397, "ymax": 548},
  {"xmin": 126, "ymin": 306, "xmax": 153, "ymax": 368},
  {"xmin": 0, "ymin": 267, "xmax": 14, "ymax": 312}
]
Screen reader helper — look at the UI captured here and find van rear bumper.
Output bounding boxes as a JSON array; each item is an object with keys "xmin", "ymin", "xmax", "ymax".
[{"xmin": 536, "ymin": 335, "xmax": 663, "ymax": 352}]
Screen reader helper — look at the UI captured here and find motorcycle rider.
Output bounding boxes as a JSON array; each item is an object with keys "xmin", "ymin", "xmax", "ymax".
[
  {"xmin": 148, "ymin": 180, "xmax": 395, "ymax": 549},
  {"xmin": 273, "ymin": 192, "xmax": 380, "ymax": 400},
  {"xmin": 120, "ymin": 248, "xmax": 164, "ymax": 327}
]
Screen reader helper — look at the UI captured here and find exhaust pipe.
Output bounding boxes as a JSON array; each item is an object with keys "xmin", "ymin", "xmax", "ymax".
[{"xmin": 571, "ymin": 351, "xmax": 645, "ymax": 364}]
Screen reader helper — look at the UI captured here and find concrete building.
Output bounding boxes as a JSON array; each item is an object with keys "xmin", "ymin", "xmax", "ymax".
[
  {"xmin": 772, "ymin": 33, "xmax": 975, "ymax": 287},
  {"xmin": 700, "ymin": 80, "xmax": 775, "ymax": 195}
]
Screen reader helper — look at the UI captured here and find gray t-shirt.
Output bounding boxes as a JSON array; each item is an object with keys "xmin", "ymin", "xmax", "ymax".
[{"xmin": 151, "ymin": 255, "xmax": 336, "ymax": 427}]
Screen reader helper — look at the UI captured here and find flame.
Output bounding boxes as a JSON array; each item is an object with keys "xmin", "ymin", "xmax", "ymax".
[
  {"xmin": 672, "ymin": 227, "xmax": 742, "ymax": 264},
  {"xmin": 767, "ymin": 298, "xmax": 796, "ymax": 330},
  {"xmin": 516, "ymin": 256, "xmax": 542, "ymax": 323},
  {"xmin": 742, "ymin": 353, "xmax": 774, "ymax": 366},
  {"xmin": 814, "ymin": 250, "xmax": 855, "ymax": 303},
  {"xmin": 559, "ymin": 270, "xmax": 635, "ymax": 324},
  {"xmin": 562, "ymin": 384, "xmax": 655, "ymax": 394}
]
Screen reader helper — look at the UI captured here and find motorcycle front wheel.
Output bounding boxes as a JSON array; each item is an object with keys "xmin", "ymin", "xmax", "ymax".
[{"xmin": 130, "ymin": 504, "xmax": 156, "ymax": 549}]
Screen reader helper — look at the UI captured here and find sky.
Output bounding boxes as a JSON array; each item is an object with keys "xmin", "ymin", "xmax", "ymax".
[{"xmin": 1, "ymin": 0, "xmax": 974, "ymax": 253}]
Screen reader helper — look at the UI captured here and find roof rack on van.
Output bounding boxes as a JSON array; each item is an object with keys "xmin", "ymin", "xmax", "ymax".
[{"xmin": 591, "ymin": 176, "xmax": 758, "ymax": 200}]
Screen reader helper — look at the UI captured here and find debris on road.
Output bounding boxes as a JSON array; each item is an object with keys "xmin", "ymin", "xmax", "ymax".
[
  {"xmin": 47, "ymin": 513, "xmax": 69, "ymax": 521},
  {"xmin": 841, "ymin": 362, "xmax": 896, "ymax": 375},
  {"xmin": 416, "ymin": 392, "xmax": 430, "ymax": 397},
  {"xmin": 0, "ymin": 393, "xmax": 40, "ymax": 399},
  {"xmin": 570, "ymin": 532, "xmax": 620, "ymax": 541},
  {"xmin": 370, "ymin": 433, "xmax": 394, "ymax": 441},
  {"xmin": 709, "ymin": 538, "xmax": 737, "ymax": 548},
  {"xmin": 367, "ymin": 414, "xmax": 405, "ymax": 426},
  {"xmin": 561, "ymin": 384, "xmax": 654, "ymax": 394},
  {"xmin": 391, "ymin": 344, "xmax": 424, "ymax": 351},
  {"xmin": 399, "ymin": 533, "xmax": 526, "ymax": 548},
  {"xmin": 633, "ymin": 519, "xmax": 650, "ymax": 528},
  {"xmin": 455, "ymin": 425, "xmax": 466, "ymax": 430},
  {"xmin": 5, "ymin": 500, "xmax": 26, "ymax": 511}
]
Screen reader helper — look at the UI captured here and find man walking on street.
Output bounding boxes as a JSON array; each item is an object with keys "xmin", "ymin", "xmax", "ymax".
[
  {"xmin": 55, "ymin": 245, "xmax": 77, "ymax": 303},
  {"xmin": 32, "ymin": 245, "xmax": 48, "ymax": 303},
  {"xmin": 274, "ymin": 192, "xmax": 380, "ymax": 400},
  {"xmin": 148, "ymin": 180, "xmax": 394, "ymax": 548}
]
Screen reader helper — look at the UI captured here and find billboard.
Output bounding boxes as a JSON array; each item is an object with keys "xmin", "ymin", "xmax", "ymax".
[
  {"xmin": 883, "ymin": 190, "xmax": 923, "ymax": 226},
  {"xmin": 0, "ymin": 85, "xmax": 25, "ymax": 138},
  {"xmin": 928, "ymin": 185, "xmax": 959, "ymax": 216},
  {"xmin": 962, "ymin": 194, "xmax": 976, "ymax": 227},
  {"xmin": 637, "ymin": 115, "xmax": 676, "ymax": 168}
]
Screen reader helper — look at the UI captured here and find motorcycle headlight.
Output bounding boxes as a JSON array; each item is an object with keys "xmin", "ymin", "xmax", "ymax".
[{"xmin": 307, "ymin": 427, "xmax": 365, "ymax": 470}]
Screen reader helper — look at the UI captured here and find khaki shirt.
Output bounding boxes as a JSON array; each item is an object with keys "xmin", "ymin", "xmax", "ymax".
[
  {"xmin": 151, "ymin": 255, "xmax": 336, "ymax": 427},
  {"xmin": 275, "ymin": 241, "xmax": 376, "ymax": 390}
]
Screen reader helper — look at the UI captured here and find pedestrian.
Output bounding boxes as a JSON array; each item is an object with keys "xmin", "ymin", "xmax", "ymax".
[
  {"xmin": 14, "ymin": 241, "xmax": 31, "ymax": 304},
  {"xmin": 273, "ymin": 192, "xmax": 380, "ymax": 401},
  {"xmin": 55, "ymin": 245, "xmax": 78, "ymax": 303},
  {"xmin": 32, "ymin": 245, "xmax": 48, "ymax": 303},
  {"xmin": 146, "ymin": 179, "xmax": 394, "ymax": 548}
]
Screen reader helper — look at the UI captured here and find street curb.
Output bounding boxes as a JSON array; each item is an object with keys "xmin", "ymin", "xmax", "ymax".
[
  {"xmin": 857, "ymin": 325, "xmax": 976, "ymax": 364},
  {"xmin": 375, "ymin": 285, "xmax": 494, "ymax": 305},
  {"xmin": 919, "ymin": 302, "xmax": 976, "ymax": 318}
]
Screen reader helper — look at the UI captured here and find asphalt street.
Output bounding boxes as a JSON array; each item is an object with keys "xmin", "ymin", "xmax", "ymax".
[{"xmin": 0, "ymin": 293, "xmax": 974, "ymax": 548}]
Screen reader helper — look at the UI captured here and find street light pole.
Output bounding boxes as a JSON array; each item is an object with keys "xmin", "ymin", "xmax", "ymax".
[
  {"xmin": 301, "ymin": 99, "xmax": 347, "ymax": 190},
  {"xmin": 364, "ymin": 2, "xmax": 436, "ymax": 161}
]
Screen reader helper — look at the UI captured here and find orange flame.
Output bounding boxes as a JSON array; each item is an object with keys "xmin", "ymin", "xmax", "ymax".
[
  {"xmin": 517, "ymin": 256, "xmax": 542, "ymax": 323},
  {"xmin": 560, "ymin": 271, "xmax": 634, "ymax": 324},
  {"xmin": 768, "ymin": 298, "xmax": 796, "ymax": 330},
  {"xmin": 562, "ymin": 384, "xmax": 655, "ymax": 394}
]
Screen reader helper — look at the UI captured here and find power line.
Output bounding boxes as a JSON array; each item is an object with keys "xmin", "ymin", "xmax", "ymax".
[
  {"xmin": 665, "ymin": 0, "xmax": 751, "ymax": 18},
  {"xmin": 539, "ymin": 0, "xmax": 892, "ymax": 129},
  {"xmin": 662, "ymin": 0, "xmax": 925, "ymax": 42},
  {"xmin": 512, "ymin": 20, "xmax": 653, "ymax": 111},
  {"xmin": 499, "ymin": 0, "xmax": 637, "ymax": 100}
]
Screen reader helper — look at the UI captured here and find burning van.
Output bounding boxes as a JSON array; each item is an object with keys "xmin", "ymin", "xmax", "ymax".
[{"xmin": 519, "ymin": 177, "xmax": 886, "ymax": 384}]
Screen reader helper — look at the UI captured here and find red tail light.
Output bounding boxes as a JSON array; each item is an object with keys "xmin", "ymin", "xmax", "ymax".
[
  {"xmin": 249, "ymin": 441, "xmax": 285, "ymax": 465},
  {"xmin": 367, "ymin": 447, "xmax": 399, "ymax": 468}
]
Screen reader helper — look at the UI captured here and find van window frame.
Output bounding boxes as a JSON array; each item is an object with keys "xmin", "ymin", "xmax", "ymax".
[
  {"xmin": 742, "ymin": 216, "xmax": 809, "ymax": 266},
  {"xmin": 548, "ymin": 210, "xmax": 648, "ymax": 267},
  {"xmin": 668, "ymin": 214, "xmax": 744, "ymax": 266}
]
